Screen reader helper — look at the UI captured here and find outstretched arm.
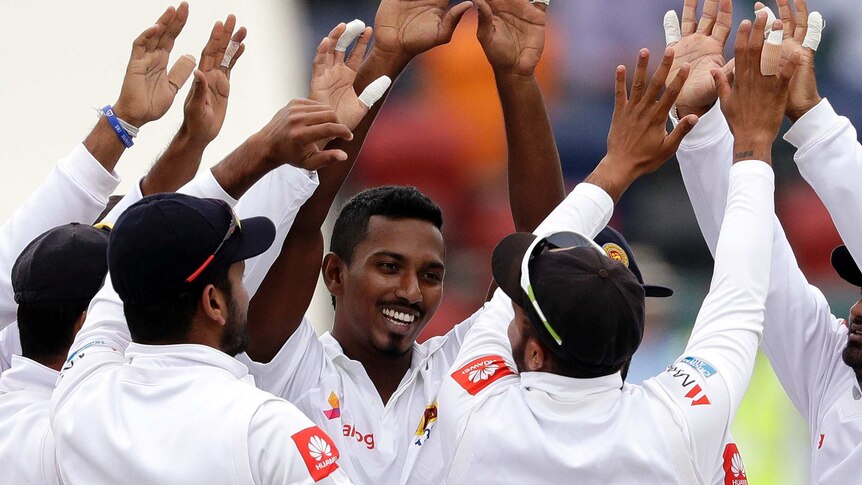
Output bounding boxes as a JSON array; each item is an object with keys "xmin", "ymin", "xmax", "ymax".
[
  {"xmin": 246, "ymin": 2, "xmax": 472, "ymax": 363},
  {"xmin": 476, "ymin": 0, "xmax": 564, "ymax": 232}
]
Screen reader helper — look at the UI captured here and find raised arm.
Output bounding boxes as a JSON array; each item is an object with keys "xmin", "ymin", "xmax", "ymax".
[
  {"xmin": 141, "ymin": 14, "xmax": 247, "ymax": 195},
  {"xmin": 246, "ymin": 2, "xmax": 472, "ymax": 362},
  {"xmin": 475, "ymin": 0, "xmax": 564, "ymax": 232}
]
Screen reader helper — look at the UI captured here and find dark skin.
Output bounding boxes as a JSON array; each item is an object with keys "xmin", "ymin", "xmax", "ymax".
[
  {"xmin": 247, "ymin": 0, "xmax": 566, "ymax": 405},
  {"xmin": 842, "ymin": 299, "xmax": 862, "ymax": 383}
]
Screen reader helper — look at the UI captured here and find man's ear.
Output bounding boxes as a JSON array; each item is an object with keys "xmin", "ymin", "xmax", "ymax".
[
  {"xmin": 200, "ymin": 284, "xmax": 229, "ymax": 327},
  {"xmin": 524, "ymin": 337, "xmax": 547, "ymax": 372},
  {"xmin": 322, "ymin": 252, "xmax": 346, "ymax": 297}
]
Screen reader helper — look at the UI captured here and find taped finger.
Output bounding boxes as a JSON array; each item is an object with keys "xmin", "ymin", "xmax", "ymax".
[
  {"xmin": 221, "ymin": 41, "xmax": 241, "ymax": 68},
  {"xmin": 664, "ymin": 11, "xmax": 682, "ymax": 46},
  {"xmin": 358, "ymin": 76, "xmax": 392, "ymax": 108},
  {"xmin": 802, "ymin": 12, "xmax": 824, "ymax": 51},
  {"xmin": 755, "ymin": 5, "xmax": 777, "ymax": 38},
  {"xmin": 530, "ymin": 0, "xmax": 550, "ymax": 5},
  {"xmin": 168, "ymin": 54, "xmax": 197, "ymax": 90},
  {"xmin": 336, "ymin": 19, "xmax": 366, "ymax": 53},
  {"xmin": 761, "ymin": 25, "xmax": 784, "ymax": 75}
]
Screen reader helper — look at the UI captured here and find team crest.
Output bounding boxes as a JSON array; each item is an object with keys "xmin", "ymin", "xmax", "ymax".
[
  {"xmin": 413, "ymin": 402, "xmax": 439, "ymax": 446},
  {"xmin": 602, "ymin": 243, "xmax": 630, "ymax": 268}
]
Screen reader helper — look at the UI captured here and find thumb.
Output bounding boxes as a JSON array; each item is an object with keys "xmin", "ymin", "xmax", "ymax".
[
  {"xmin": 665, "ymin": 114, "xmax": 699, "ymax": 150},
  {"xmin": 168, "ymin": 54, "xmax": 196, "ymax": 92},
  {"xmin": 186, "ymin": 70, "xmax": 208, "ymax": 106},
  {"xmin": 358, "ymin": 76, "xmax": 393, "ymax": 109},
  {"xmin": 440, "ymin": 1, "xmax": 474, "ymax": 42},
  {"xmin": 721, "ymin": 58, "xmax": 736, "ymax": 87},
  {"xmin": 712, "ymin": 68, "xmax": 731, "ymax": 107}
]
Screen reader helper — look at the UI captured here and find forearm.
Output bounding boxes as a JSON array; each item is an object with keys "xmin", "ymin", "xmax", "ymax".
[
  {"xmin": 141, "ymin": 125, "xmax": 209, "ymax": 195},
  {"xmin": 82, "ymin": 116, "xmax": 130, "ymax": 174},
  {"xmin": 210, "ymin": 132, "xmax": 280, "ymax": 200},
  {"xmin": 495, "ymin": 72, "xmax": 565, "ymax": 232}
]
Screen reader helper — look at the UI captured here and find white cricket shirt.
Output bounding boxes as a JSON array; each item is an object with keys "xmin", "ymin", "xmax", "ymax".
[
  {"xmin": 676, "ymin": 99, "xmax": 862, "ymax": 484},
  {"xmin": 240, "ymin": 183, "xmax": 622, "ymax": 485},
  {"xmin": 0, "ymin": 355, "xmax": 60, "ymax": 484},
  {"xmin": 413, "ymin": 161, "xmax": 774, "ymax": 485}
]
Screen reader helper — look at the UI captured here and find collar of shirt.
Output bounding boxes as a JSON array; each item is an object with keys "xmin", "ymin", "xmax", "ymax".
[
  {"xmin": 0, "ymin": 355, "xmax": 58, "ymax": 394},
  {"xmin": 125, "ymin": 343, "xmax": 253, "ymax": 384},
  {"xmin": 319, "ymin": 331, "xmax": 443, "ymax": 374},
  {"xmin": 519, "ymin": 370, "xmax": 623, "ymax": 401}
]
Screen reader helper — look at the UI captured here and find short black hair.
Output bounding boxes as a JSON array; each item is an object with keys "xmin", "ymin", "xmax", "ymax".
[
  {"xmin": 330, "ymin": 186, "xmax": 443, "ymax": 265},
  {"xmin": 18, "ymin": 300, "xmax": 89, "ymax": 362},
  {"xmin": 124, "ymin": 264, "xmax": 232, "ymax": 344}
]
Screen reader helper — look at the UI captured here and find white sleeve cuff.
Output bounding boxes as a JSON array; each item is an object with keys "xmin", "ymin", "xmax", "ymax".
[
  {"xmin": 533, "ymin": 182, "xmax": 614, "ymax": 238},
  {"xmin": 178, "ymin": 168, "xmax": 239, "ymax": 207},
  {"xmin": 674, "ymin": 102, "xmax": 729, "ymax": 150},
  {"xmin": 783, "ymin": 98, "xmax": 838, "ymax": 149},
  {"xmin": 57, "ymin": 143, "xmax": 122, "ymax": 202},
  {"xmin": 729, "ymin": 159, "xmax": 775, "ymax": 182},
  {"xmin": 100, "ymin": 177, "xmax": 145, "ymax": 225}
]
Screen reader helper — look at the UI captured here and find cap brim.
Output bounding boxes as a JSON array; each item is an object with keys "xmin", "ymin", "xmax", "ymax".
[
  {"xmin": 643, "ymin": 285, "xmax": 674, "ymax": 298},
  {"xmin": 229, "ymin": 216, "xmax": 276, "ymax": 263},
  {"xmin": 491, "ymin": 233, "xmax": 537, "ymax": 303},
  {"xmin": 832, "ymin": 245, "xmax": 862, "ymax": 287}
]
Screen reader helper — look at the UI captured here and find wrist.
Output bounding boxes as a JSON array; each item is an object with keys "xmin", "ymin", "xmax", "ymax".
[
  {"xmin": 111, "ymin": 101, "xmax": 146, "ymax": 129},
  {"xmin": 787, "ymin": 95, "xmax": 823, "ymax": 123},
  {"xmin": 366, "ymin": 46, "xmax": 411, "ymax": 77},
  {"xmin": 493, "ymin": 68, "xmax": 536, "ymax": 84},
  {"xmin": 732, "ymin": 142, "xmax": 772, "ymax": 165},
  {"xmin": 174, "ymin": 124, "xmax": 211, "ymax": 152},
  {"xmin": 585, "ymin": 156, "xmax": 638, "ymax": 203}
]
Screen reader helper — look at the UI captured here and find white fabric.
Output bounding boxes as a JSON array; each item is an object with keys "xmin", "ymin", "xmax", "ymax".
[
  {"xmin": 0, "ymin": 355, "xmax": 60, "ymax": 485},
  {"xmin": 240, "ymin": 183, "xmax": 615, "ymax": 485},
  {"xmin": 0, "ymin": 143, "xmax": 120, "ymax": 328},
  {"xmin": 49, "ymin": 162, "xmax": 341, "ymax": 484},
  {"xmin": 0, "ymin": 324, "xmax": 21, "ymax": 373},
  {"xmin": 413, "ymin": 161, "xmax": 774, "ymax": 485},
  {"xmin": 675, "ymin": 99, "xmax": 862, "ymax": 484}
]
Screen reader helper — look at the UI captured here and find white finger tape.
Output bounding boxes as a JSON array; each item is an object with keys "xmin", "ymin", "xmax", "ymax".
[
  {"xmin": 664, "ymin": 11, "xmax": 681, "ymax": 46},
  {"xmin": 803, "ymin": 12, "xmax": 824, "ymax": 51},
  {"xmin": 530, "ymin": 0, "xmax": 550, "ymax": 5},
  {"xmin": 221, "ymin": 41, "xmax": 241, "ymax": 68},
  {"xmin": 358, "ymin": 75, "xmax": 392, "ymax": 109},
  {"xmin": 755, "ymin": 6, "xmax": 777, "ymax": 38},
  {"xmin": 336, "ymin": 20, "xmax": 366, "ymax": 52}
]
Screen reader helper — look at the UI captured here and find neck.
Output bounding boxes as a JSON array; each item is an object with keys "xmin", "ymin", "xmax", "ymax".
[
  {"xmin": 331, "ymin": 327, "xmax": 413, "ymax": 404},
  {"xmin": 31, "ymin": 355, "xmax": 65, "ymax": 372}
]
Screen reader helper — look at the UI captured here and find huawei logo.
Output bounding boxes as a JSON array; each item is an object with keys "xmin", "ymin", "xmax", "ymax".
[
  {"xmin": 308, "ymin": 435, "xmax": 333, "ymax": 462},
  {"xmin": 730, "ymin": 452, "xmax": 745, "ymax": 477},
  {"xmin": 469, "ymin": 363, "xmax": 499, "ymax": 383}
]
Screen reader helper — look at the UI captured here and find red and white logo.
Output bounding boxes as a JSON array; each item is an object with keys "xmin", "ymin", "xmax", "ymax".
[
  {"xmin": 722, "ymin": 443, "xmax": 748, "ymax": 485},
  {"xmin": 451, "ymin": 355, "xmax": 514, "ymax": 396},
  {"xmin": 292, "ymin": 426, "xmax": 340, "ymax": 482},
  {"xmin": 667, "ymin": 364, "xmax": 711, "ymax": 406}
]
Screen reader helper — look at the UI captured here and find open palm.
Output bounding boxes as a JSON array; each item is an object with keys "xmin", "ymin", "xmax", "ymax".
[
  {"xmin": 374, "ymin": 0, "xmax": 473, "ymax": 60},
  {"xmin": 476, "ymin": 0, "xmax": 546, "ymax": 76}
]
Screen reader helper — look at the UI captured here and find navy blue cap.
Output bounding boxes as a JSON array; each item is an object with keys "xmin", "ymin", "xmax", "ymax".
[
  {"xmin": 108, "ymin": 193, "xmax": 275, "ymax": 305},
  {"xmin": 594, "ymin": 226, "xmax": 674, "ymax": 298},
  {"xmin": 12, "ymin": 223, "xmax": 110, "ymax": 304},
  {"xmin": 832, "ymin": 245, "xmax": 862, "ymax": 287}
]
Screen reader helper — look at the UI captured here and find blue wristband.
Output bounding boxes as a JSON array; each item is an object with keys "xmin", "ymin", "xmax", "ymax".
[{"xmin": 102, "ymin": 105, "xmax": 134, "ymax": 148}]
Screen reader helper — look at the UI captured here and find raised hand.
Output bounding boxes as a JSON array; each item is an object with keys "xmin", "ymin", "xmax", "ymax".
[
  {"xmin": 712, "ymin": 14, "xmax": 800, "ymax": 164},
  {"xmin": 475, "ymin": 0, "xmax": 546, "ymax": 76},
  {"xmin": 587, "ymin": 48, "xmax": 697, "ymax": 202},
  {"xmin": 182, "ymin": 14, "xmax": 247, "ymax": 145},
  {"xmin": 309, "ymin": 22, "xmax": 390, "ymax": 133},
  {"xmin": 255, "ymin": 99, "xmax": 354, "ymax": 172},
  {"xmin": 114, "ymin": 2, "xmax": 195, "ymax": 128},
  {"xmin": 664, "ymin": 0, "xmax": 734, "ymax": 118},
  {"xmin": 373, "ymin": 0, "xmax": 474, "ymax": 64},
  {"xmin": 754, "ymin": 0, "xmax": 822, "ymax": 121}
]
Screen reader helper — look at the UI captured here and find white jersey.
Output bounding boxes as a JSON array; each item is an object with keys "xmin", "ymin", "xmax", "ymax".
[
  {"xmin": 0, "ymin": 355, "xmax": 60, "ymax": 485},
  {"xmin": 0, "ymin": 143, "xmax": 120, "ymax": 328},
  {"xmin": 411, "ymin": 161, "xmax": 773, "ymax": 485},
  {"xmin": 675, "ymin": 99, "xmax": 862, "ymax": 484},
  {"xmin": 240, "ymin": 184, "xmax": 649, "ymax": 485}
]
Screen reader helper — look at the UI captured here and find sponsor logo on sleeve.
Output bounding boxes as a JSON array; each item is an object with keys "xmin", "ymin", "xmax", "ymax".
[
  {"xmin": 681, "ymin": 356, "xmax": 718, "ymax": 379},
  {"xmin": 323, "ymin": 391, "xmax": 341, "ymax": 420},
  {"xmin": 413, "ymin": 402, "xmax": 439, "ymax": 446},
  {"xmin": 666, "ymin": 364, "xmax": 711, "ymax": 406},
  {"xmin": 722, "ymin": 443, "xmax": 748, "ymax": 485},
  {"xmin": 291, "ymin": 426, "xmax": 340, "ymax": 482},
  {"xmin": 451, "ymin": 355, "xmax": 515, "ymax": 396}
]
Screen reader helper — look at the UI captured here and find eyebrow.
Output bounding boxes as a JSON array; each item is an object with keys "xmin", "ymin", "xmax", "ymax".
[{"xmin": 372, "ymin": 251, "xmax": 445, "ymax": 270}]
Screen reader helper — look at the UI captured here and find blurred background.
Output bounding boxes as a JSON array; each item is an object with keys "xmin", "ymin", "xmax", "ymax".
[{"xmin": 2, "ymin": 0, "xmax": 861, "ymax": 483}]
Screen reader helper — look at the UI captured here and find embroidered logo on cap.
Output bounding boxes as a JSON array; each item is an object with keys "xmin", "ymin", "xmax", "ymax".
[
  {"xmin": 292, "ymin": 426, "xmax": 340, "ymax": 482},
  {"xmin": 323, "ymin": 391, "xmax": 340, "ymax": 420},
  {"xmin": 452, "ymin": 356, "xmax": 514, "ymax": 396},
  {"xmin": 722, "ymin": 443, "xmax": 748, "ymax": 485},
  {"xmin": 602, "ymin": 243, "xmax": 630, "ymax": 268}
]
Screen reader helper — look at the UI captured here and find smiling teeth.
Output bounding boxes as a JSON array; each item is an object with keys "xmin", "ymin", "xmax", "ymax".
[{"xmin": 382, "ymin": 308, "xmax": 415, "ymax": 324}]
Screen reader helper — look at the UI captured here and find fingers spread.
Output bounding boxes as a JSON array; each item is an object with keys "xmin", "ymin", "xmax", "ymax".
[
  {"xmin": 613, "ymin": 65, "xmax": 628, "ymax": 112},
  {"xmin": 644, "ymin": 47, "xmax": 675, "ymax": 103},
  {"xmin": 776, "ymin": 0, "xmax": 796, "ymax": 36},
  {"xmin": 658, "ymin": 63, "xmax": 691, "ymax": 116},
  {"xmin": 697, "ymin": 0, "xmax": 719, "ymax": 35}
]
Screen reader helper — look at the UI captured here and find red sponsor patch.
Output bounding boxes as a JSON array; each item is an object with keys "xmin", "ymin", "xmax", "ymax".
[
  {"xmin": 722, "ymin": 443, "xmax": 748, "ymax": 485},
  {"xmin": 451, "ymin": 355, "xmax": 514, "ymax": 396},
  {"xmin": 291, "ymin": 426, "xmax": 340, "ymax": 482}
]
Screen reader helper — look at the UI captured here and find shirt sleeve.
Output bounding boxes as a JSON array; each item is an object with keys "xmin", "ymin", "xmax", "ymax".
[
  {"xmin": 675, "ymin": 103, "xmax": 848, "ymax": 422},
  {"xmin": 237, "ymin": 318, "xmax": 328, "ymax": 401},
  {"xmin": 0, "ymin": 143, "xmax": 120, "ymax": 327},
  {"xmin": 787, "ymin": 99, "xmax": 862, "ymax": 272},
  {"xmin": 0, "ymin": 324, "xmax": 21, "ymax": 373},
  {"xmin": 248, "ymin": 400, "xmax": 353, "ymax": 485}
]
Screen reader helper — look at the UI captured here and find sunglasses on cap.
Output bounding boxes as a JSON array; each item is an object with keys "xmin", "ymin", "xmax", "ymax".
[
  {"xmin": 519, "ymin": 231, "xmax": 606, "ymax": 346},
  {"xmin": 185, "ymin": 200, "xmax": 242, "ymax": 283}
]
